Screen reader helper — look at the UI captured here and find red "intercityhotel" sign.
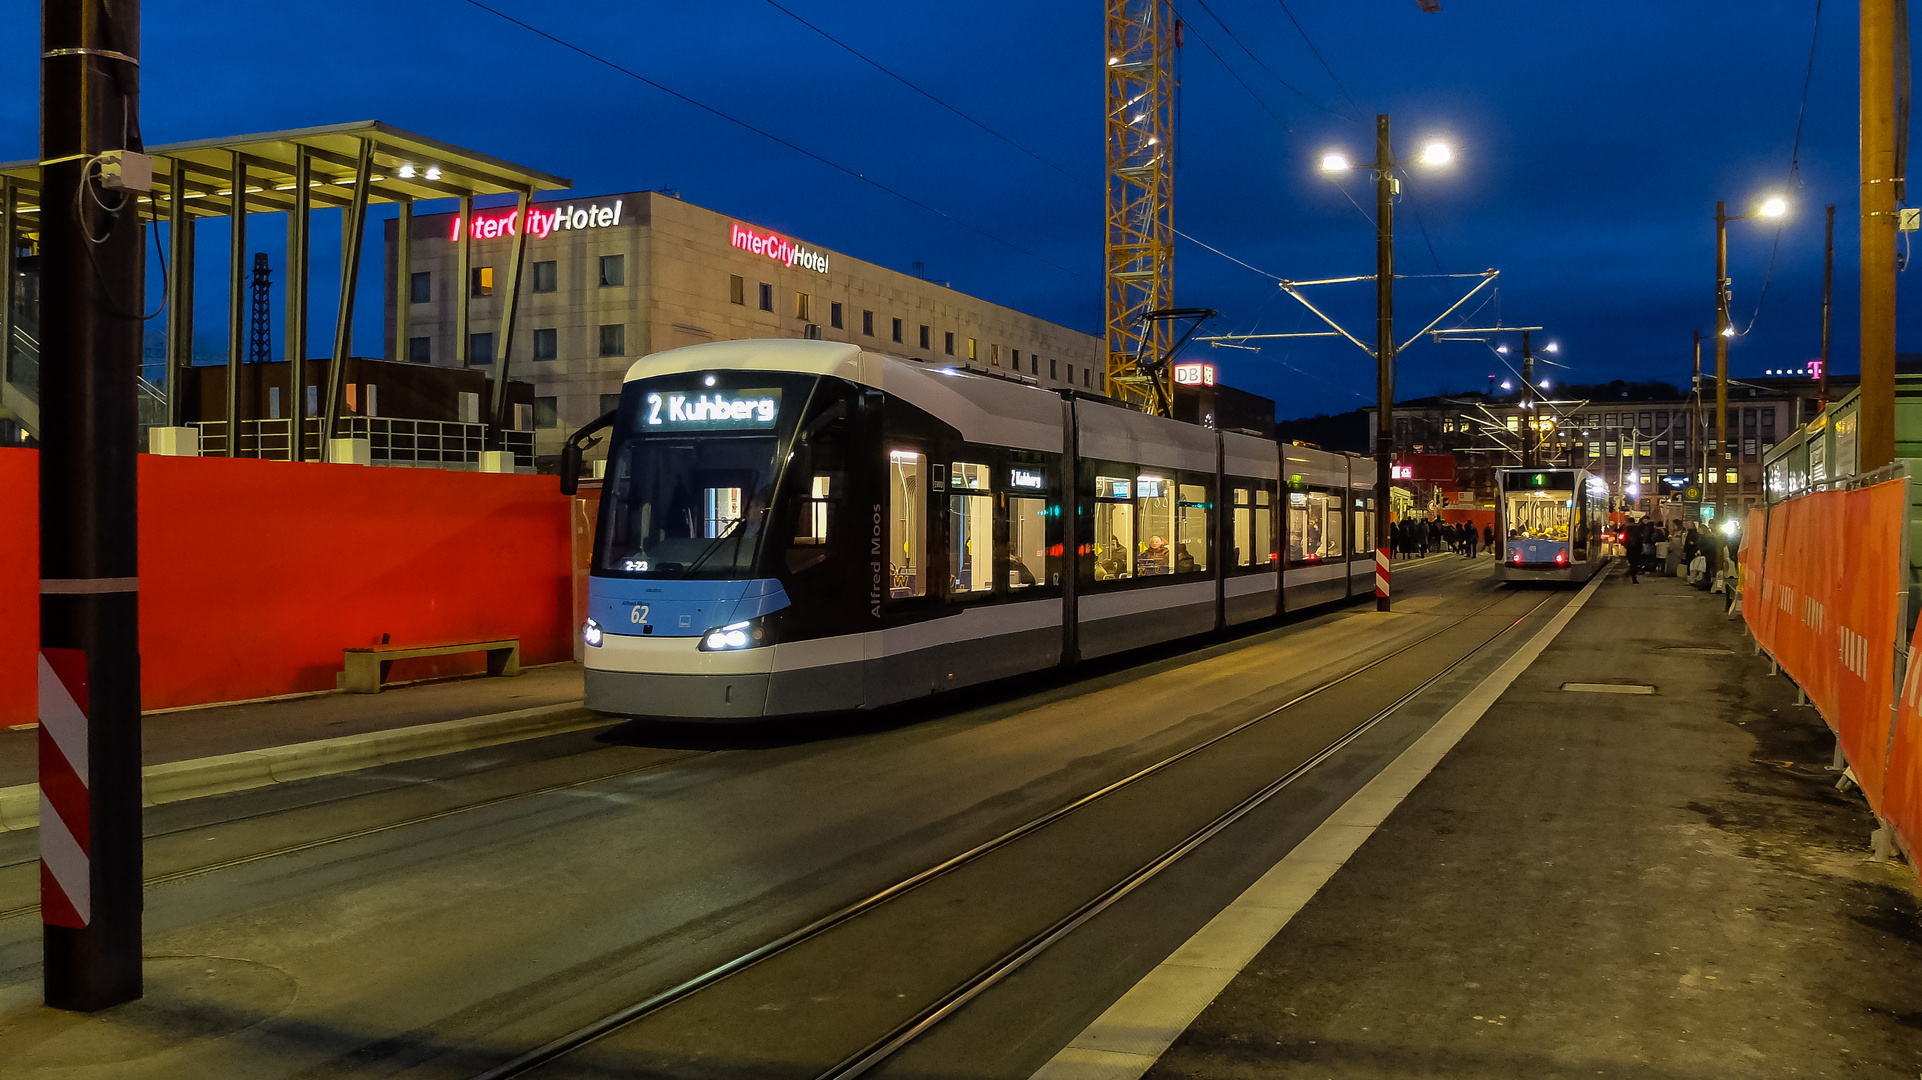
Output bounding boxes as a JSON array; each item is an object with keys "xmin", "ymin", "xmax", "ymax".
[
  {"xmin": 730, "ymin": 222, "xmax": 830, "ymax": 274},
  {"xmin": 449, "ymin": 200, "xmax": 625, "ymax": 242}
]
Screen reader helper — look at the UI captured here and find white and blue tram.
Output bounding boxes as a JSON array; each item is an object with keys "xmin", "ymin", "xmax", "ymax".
[
  {"xmin": 1495, "ymin": 466, "xmax": 1610, "ymax": 584},
  {"xmin": 572, "ymin": 339, "xmax": 1382, "ymax": 719}
]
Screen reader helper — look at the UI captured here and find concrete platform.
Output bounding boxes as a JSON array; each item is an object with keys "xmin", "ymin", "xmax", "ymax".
[{"xmin": 1039, "ymin": 566, "xmax": 1922, "ymax": 1079}]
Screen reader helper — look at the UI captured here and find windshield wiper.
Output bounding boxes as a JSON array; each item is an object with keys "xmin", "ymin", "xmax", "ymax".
[{"xmin": 684, "ymin": 513, "xmax": 757, "ymax": 575}]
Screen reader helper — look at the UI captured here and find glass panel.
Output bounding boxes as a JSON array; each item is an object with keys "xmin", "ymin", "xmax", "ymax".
[
  {"xmin": 1096, "ymin": 475, "xmax": 1131, "ymax": 499},
  {"xmin": 1136, "ymin": 474, "xmax": 1174, "ymax": 575},
  {"xmin": 794, "ymin": 475, "xmax": 830, "ymax": 545},
  {"xmin": 1255, "ymin": 490, "xmax": 1274, "ymax": 565},
  {"xmin": 949, "ymin": 492, "xmax": 994, "ymax": 594},
  {"xmin": 1233, "ymin": 488, "xmax": 1253, "ymax": 568},
  {"xmin": 1093, "ymin": 500, "xmax": 1134, "ymax": 580},
  {"xmin": 1008, "ymin": 495, "xmax": 1047, "ymax": 589},
  {"xmin": 1504, "ymin": 488, "xmax": 1572, "ymax": 539},
  {"xmin": 1175, "ymin": 481, "xmax": 1209, "ymax": 573},
  {"xmin": 599, "ymin": 438, "xmax": 777, "ymax": 576},
  {"xmin": 1287, "ymin": 491, "xmax": 1342, "ymax": 564},
  {"xmin": 889, "ymin": 450, "xmax": 926, "ymax": 598},
  {"xmin": 951, "ymin": 461, "xmax": 991, "ymax": 491}
]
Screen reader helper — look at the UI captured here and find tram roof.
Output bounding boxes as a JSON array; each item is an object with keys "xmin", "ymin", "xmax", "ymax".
[{"xmin": 0, "ymin": 120, "xmax": 570, "ymax": 240}]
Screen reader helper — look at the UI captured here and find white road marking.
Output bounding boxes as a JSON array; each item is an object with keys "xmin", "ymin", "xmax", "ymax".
[
  {"xmin": 1029, "ymin": 570, "xmax": 1608, "ymax": 1080},
  {"xmin": 1562, "ymin": 682, "xmax": 1655, "ymax": 694}
]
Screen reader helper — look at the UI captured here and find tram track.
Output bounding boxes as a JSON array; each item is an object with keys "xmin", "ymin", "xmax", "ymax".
[{"xmin": 468, "ymin": 582, "xmax": 1558, "ymax": 1080}]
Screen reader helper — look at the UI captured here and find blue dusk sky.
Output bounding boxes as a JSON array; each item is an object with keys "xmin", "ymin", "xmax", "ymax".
[{"xmin": 0, "ymin": 0, "xmax": 1910, "ymax": 418}]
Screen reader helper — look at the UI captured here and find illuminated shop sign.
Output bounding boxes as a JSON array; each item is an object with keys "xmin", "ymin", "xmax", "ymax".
[
  {"xmin": 642, "ymin": 387, "xmax": 782, "ymax": 430},
  {"xmin": 1173, "ymin": 362, "xmax": 1216, "ymax": 386},
  {"xmin": 449, "ymin": 200, "xmax": 625, "ymax": 242},
  {"xmin": 1391, "ymin": 465, "xmax": 1413, "ymax": 479},
  {"xmin": 730, "ymin": 222, "xmax": 830, "ymax": 273},
  {"xmin": 1010, "ymin": 468, "xmax": 1044, "ymax": 490}
]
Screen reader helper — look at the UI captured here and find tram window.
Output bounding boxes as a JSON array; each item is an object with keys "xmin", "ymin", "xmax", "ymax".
[
  {"xmin": 889, "ymin": 450, "xmax": 926, "ymax": 599},
  {"xmin": 949, "ymin": 462, "xmax": 994, "ymax": 596},
  {"xmin": 794, "ymin": 476, "xmax": 831, "ymax": 545},
  {"xmin": 1135, "ymin": 475, "xmax": 1174, "ymax": 575},
  {"xmin": 1093, "ymin": 475, "xmax": 1134, "ymax": 581},
  {"xmin": 1353, "ymin": 501, "xmax": 1370, "ymax": 559},
  {"xmin": 1175, "ymin": 481, "xmax": 1210, "ymax": 573},
  {"xmin": 1255, "ymin": 489, "xmax": 1273, "ymax": 564},
  {"xmin": 703, "ymin": 486, "xmax": 744, "ymax": 538},
  {"xmin": 1287, "ymin": 490, "xmax": 1342, "ymax": 566},
  {"xmin": 1233, "ymin": 489, "xmax": 1252, "ymax": 567},
  {"xmin": 1008, "ymin": 496, "xmax": 1045, "ymax": 589}
]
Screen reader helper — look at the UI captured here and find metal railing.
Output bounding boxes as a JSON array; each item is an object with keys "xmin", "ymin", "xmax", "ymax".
[{"xmin": 193, "ymin": 417, "xmax": 534, "ymax": 470}]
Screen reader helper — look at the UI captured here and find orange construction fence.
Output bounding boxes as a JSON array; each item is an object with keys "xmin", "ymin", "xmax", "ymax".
[
  {"xmin": 1, "ymin": 448, "xmax": 577, "ymax": 726},
  {"xmin": 1742, "ymin": 481, "xmax": 1913, "ymax": 850}
]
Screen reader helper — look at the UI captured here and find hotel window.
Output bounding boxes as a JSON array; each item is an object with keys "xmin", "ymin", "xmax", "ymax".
[
  {"xmin": 968, "ymin": 338, "xmax": 978, "ymax": 361},
  {"xmin": 598, "ymin": 254, "xmax": 624, "ymax": 287},
  {"xmin": 407, "ymin": 336, "xmax": 430, "ymax": 364},
  {"xmin": 470, "ymin": 267, "xmax": 493, "ymax": 298},
  {"xmin": 1725, "ymin": 470, "xmax": 1738, "ymax": 484},
  {"xmin": 759, "ymin": 282, "xmax": 774, "ymax": 311},
  {"xmin": 830, "ymin": 301, "xmax": 844, "ymax": 329},
  {"xmin": 599, "ymin": 324, "xmax": 625, "ymax": 356},
  {"xmin": 468, "ymin": 332, "xmax": 494, "ymax": 365},
  {"xmin": 729, "ymin": 275, "xmax": 745, "ymax": 305},
  {"xmin": 1050, "ymin": 358, "xmax": 1058, "ymax": 380},
  {"xmin": 1012, "ymin": 349, "xmax": 1020, "ymax": 369},
  {"xmin": 532, "ymin": 328, "xmax": 557, "ymax": 361},
  {"xmin": 991, "ymin": 344, "xmax": 1001, "ymax": 367},
  {"xmin": 862, "ymin": 309, "xmax": 874, "ymax": 336},
  {"xmin": 796, "ymin": 292, "xmax": 810, "ymax": 320},
  {"xmin": 1084, "ymin": 368, "xmax": 1091, "ymax": 388},
  {"xmin": 1031, "ymin": 355, "xmax": 1039, "ymax": 375},
  {"xmin": 945, "ymin": 331, "xmax": 955, "ymax": 355},
  {"xmin": 920, "ymin": 324, "xmax": 931, "ymax": 350},
  {"xmin": 535, "ymin": 397, "xmax": 559, "ymax": 428},
  {"xmin": 892, "ymin": 317, "xmax": 903, "ymax": 343},
  {"xmin": 532, "ymin": 261, "xmax": 557, "ymax": 293},
  {"xmin": 1066, "ymin": 363, "xmax": 1074, "ymax": 384},
  {"xmin": 409, "ymin": 271, "xmax": 431, "ymax": 304}
]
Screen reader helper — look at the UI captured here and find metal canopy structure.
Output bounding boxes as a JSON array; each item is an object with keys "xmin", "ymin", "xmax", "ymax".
[{"xmin": 0, "ymin": 120, "xmax": 570, "ymax": 458}]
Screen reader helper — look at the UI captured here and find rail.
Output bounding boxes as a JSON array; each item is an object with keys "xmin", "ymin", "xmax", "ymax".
[{"xmin": 192, "ymin": 417, "xmax": 535, "ymax": 470}]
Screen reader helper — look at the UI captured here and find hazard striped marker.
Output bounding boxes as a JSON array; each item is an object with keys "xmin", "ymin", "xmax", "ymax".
[
  {"xmin": 1375, "ymin": 547, "xmax": 1391, "ymax": 600},
  {"xmin": 38, "ymin": 650, "xmax": 90, "ymax": 929}
]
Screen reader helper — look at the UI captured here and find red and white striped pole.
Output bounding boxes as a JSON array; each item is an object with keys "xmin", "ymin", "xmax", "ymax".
[
  {"xmin": 40, "ymin": 0, "xmax": 146, "ymax": 1009},
  {"xmin": 1376, "ymin": 547, "xmax": 1391, "ymax": 604}
]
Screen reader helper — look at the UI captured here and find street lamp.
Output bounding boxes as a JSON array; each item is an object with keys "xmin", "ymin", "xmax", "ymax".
[
  {"xmin": 1713, "ymin": 194, "xmax": 1789, "ymax": 567},
  {"xmin": 1318, "ymin": 116, "xmax": 1453, "ymax": 612}
]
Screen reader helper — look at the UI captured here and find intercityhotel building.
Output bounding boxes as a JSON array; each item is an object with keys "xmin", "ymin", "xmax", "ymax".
[{"xmin": 384, "ymin": 190, "xmax": 1102, "ymax": 455}]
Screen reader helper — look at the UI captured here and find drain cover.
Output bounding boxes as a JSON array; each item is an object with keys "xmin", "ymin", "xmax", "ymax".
[{"xmin": 1562, "ymin": 682, "xmax": 1655, "ymax": 694}]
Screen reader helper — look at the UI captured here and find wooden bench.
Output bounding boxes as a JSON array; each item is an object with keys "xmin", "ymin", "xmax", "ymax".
[{"xmin": 339, "ymin": 638, "xmax": 520, "ymax": 694}]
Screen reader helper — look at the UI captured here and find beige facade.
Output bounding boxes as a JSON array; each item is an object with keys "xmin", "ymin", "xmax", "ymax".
[{"xmin": 385, "ymin": 191, "xmax": 1102, "ymax": 454}]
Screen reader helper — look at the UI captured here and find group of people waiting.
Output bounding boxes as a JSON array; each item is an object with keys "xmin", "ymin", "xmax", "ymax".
[{"xmin": 1390, "ymin": 517, "xmax": 1496, "ymax": 560}]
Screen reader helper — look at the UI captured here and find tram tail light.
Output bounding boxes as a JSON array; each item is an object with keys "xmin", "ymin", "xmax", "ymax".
[
  {"xmin": 1554, "ymin": 549, "xmax": 1568, "ymax": 566},
  {"xmin": 1511, "ymin": 550, "xmax": 1523, "ymax": 565}
]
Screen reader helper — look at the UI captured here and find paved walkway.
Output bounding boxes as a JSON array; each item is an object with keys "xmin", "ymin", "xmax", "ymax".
[
  {"xmin": 0, "ymin": 663, "xmax": 585, "ymax": 788},
  {"xmin": 1061, "ymin": 565, "xmax": 1922, "ymax": 1079}
]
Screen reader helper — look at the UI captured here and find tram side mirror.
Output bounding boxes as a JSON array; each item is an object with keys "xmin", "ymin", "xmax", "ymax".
[{"xmin": 559, "ymin": 443, "xmax": 582, "ymax": 497}]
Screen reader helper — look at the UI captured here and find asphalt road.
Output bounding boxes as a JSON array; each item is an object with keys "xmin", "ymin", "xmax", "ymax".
[{"xmin": 0, "ymin": 554, "xmax": 1554, "ymax": 1080}]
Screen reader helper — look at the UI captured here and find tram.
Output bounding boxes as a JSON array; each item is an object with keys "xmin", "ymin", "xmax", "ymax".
[
  {"xmin": 1495, "ymin": 466, "xmax": 1610, "ymax": 583},
  {"xmin": 566, "ymin": 338, "xmax": 1382, "ymax": 720}
]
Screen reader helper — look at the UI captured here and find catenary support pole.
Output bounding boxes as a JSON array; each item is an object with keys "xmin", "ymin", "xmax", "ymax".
[
  {"xmin": 1373, "ymin": 114, "xmax": 1394, "ymax": 613},
  {"xmin": 1861, "ymin": 0, "xmax": 1899, "ymax": 472},
  {"xmin": 1820, "ymin": 204, "xmax": 1834, "ymax": 413},
  {"xmin": 39, "ymin": 0, "xmax": 145, "ymax": 1010},
  {"xmin": 1714, "ymin": 200, "xmax": 1730, "ymax": 569},
  {"xmin": 1521, "ymin": 330, "xmax": 1536, "ymax": 468}
]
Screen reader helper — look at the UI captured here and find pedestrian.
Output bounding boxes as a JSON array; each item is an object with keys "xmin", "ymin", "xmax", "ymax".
[
  {"xmin": 1624, "ymin": 519, "xmax": 1642, "ymax": 583},
  {"xmin": 1464, "ymin": 524, "xmax": 1478, "ymax": 558},
  {"xmin": 1483, "ymin": 523, "xmax": 1495, "ymax": 556}
]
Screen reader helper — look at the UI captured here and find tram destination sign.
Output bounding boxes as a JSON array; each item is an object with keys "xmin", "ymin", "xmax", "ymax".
[{"xmin": 642, "ymin": 386, "xmax": 782, "ymax": 431}]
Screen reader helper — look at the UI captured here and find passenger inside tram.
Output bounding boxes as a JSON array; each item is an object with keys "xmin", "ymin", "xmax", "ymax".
[{"xmin": 1504, "ymin": 490, "xmax": 1573, "ymax": 541}]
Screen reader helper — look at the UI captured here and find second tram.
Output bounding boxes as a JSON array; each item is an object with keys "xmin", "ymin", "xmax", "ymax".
[{"xmin": 1496, "ymin": 467, "xmax": 1610, "ymax": 583}]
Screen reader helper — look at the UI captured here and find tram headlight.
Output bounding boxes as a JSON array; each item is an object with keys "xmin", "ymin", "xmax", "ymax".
[
  {"xmin": 697, "ymin": 618, "xmax": 769, "ymax": 651},
  {"xmin": 583, "ymin": 618, "xmax": 604, "ymax": 648}
]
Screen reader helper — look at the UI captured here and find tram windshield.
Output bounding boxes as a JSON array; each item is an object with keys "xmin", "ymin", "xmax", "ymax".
[
  {"xmin": 1504, "ymin": 474, "xmax": 1575, "ymax": 541},
  {"xmin": 596, "ymin": 372, "xmax": 818, "ymax": 578}
]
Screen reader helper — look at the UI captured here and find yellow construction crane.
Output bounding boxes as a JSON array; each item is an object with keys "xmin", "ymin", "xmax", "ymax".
[{"xmin": 1104, "ymin": 0, "xmax": 1177, "ymax": 414}]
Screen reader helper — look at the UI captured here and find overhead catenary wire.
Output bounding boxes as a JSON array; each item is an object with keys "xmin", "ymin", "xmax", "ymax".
[
  {"xmin": 761, "ymin": 0, "xmax": 1090, "ymax": 188},
  {"xmin": 455, "ymin": 0, "xmax": 1081, "ymax": 277},
  {"xmin": 1734, "ymin": 0, "xmax": 1826, "ymax": 336},
  {"xmin": 1186, "ymin": 0, "xmax": 1357, "ymax": 121},
  {"xmin": 1272, "ymin": 0, "xmax": 1365, "ymax": 121}
]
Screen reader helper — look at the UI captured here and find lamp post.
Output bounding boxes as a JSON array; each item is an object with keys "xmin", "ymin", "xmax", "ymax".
[
  {"xmin": 1713, "ymin": 194, "xmax": 1787, "ymax": 567},
  {"xmin": 1320, "ymin": 117, "xmax": 1452, "ymax": 612}
]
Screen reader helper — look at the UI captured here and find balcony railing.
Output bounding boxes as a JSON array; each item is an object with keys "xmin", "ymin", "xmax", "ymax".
[{"xmin": 192, "ymin": 417, "xmax": 534, "ymax": 471}]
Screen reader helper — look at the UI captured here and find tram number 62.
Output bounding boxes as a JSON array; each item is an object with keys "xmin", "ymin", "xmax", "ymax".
[{"xmin": 629, "ymin": 605, "xmax": 649, "ymax": 625}]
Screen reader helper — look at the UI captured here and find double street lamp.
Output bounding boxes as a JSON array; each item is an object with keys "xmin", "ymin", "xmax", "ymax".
[
  {"xmin": 1319, "ymin": 116, "xmax": 1453, "ymax": 611},
  {"xmin": 1712, "ymin": 194, "xmax": 1788, "ymax": 559}
]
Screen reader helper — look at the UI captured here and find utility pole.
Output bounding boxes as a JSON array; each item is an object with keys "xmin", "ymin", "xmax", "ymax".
[
  {"xmin": 1520, "ymin": 330, "xmax": 1536, "ymax": 468},
  {"xmin": 39, "ymin": 0, "xmax": 145, "ymax": 1009},
  {"xmin": 1373, "ymin": 114, "xmax": 1395, "ymax": 613},
  {"xmin": 1861, "ymin": 0, "xmax": 1899, "ymax": 471},
  {"xmin": 1691, "ymin": 329, "xmax": 1703, "ymax": 522},
  {"xmin": 1820, "ymin": 204, "xmax": 1835, "ymax": 412},
  {"xmin": 1713, "ymin": 201, "xmax": 1731, "ymax": 565}
]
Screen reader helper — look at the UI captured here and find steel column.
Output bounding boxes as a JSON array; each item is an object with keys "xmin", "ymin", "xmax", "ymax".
[
  {"xmin": 1714, "ymin": 201, "xmax": 1729, "ymax": 561},
  {"xmin": 1861, "ymin": 0, "xmax": 1900, "ymax": 472},
  {"xmin": 39, "ymin": 0, "xmax": 145, "ymax": 1010},
  {"xmin": 226, "ymin": 155, "xmax": 246, "ymax": 455},
  {"xmin": 1, "ymin": 178, "xmax": 13, "ymax": 399},
  {"xmin": 1373, "ymin": 114, "xmax": 1394, "ymax": 613},
  {"xmin": 455, "ymin": 193, "xmax": 472, "ymax": 370},
  {"xmin": 164, "ymin": 163, "xmax": 193, "ymax": 428},
  {"xmin": 393, "ymin": 196, "xmax": 411, "ymax": 363},
  {"xmin": 321, "ymin": 139, "xmax": 373, "ymax": 455},
  {"xmin": 286, "ymin": 148, "xmax": 310, "ymax": 459},
  {"xmin": 489, "ymin": 189, "xmax": 532, "ymax": 447}
]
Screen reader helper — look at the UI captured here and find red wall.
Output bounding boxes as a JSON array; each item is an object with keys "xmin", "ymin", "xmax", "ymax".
[{"xmin": 1, "ymin": 450, "xmax": 574, "ymax": 723}]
